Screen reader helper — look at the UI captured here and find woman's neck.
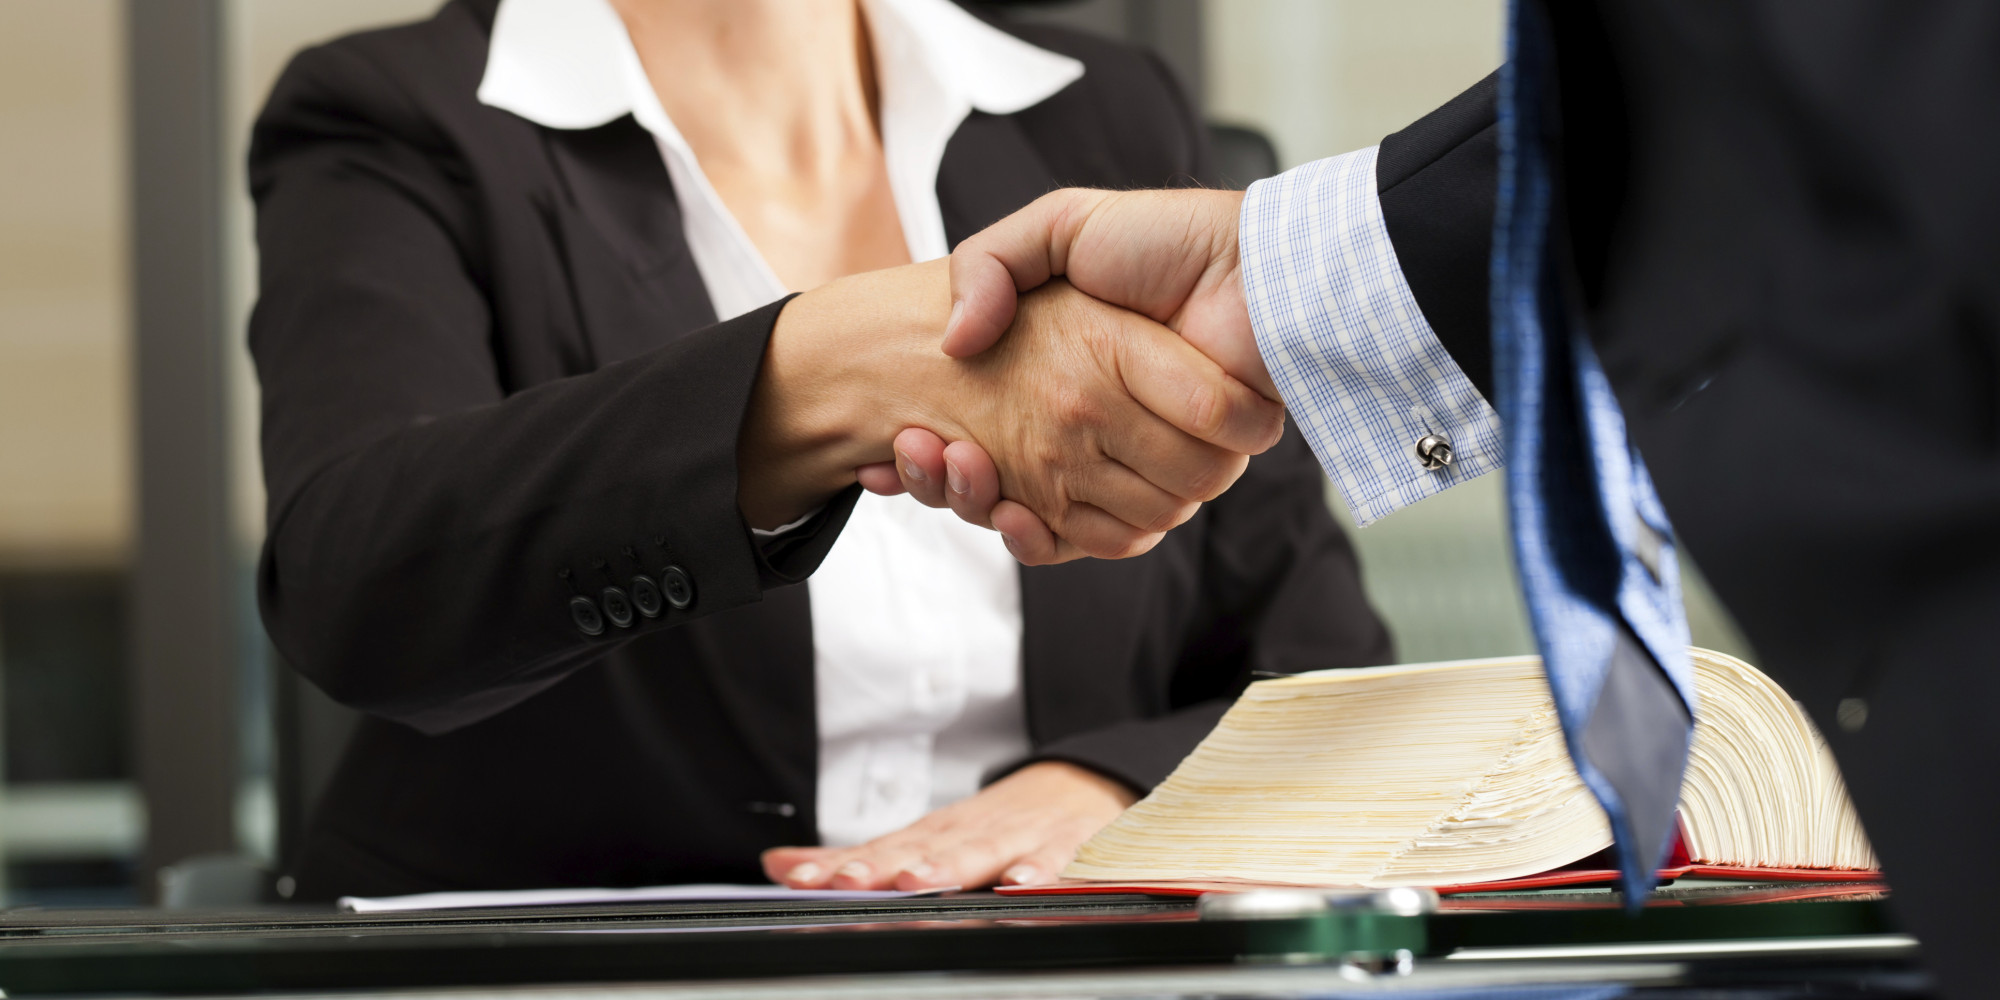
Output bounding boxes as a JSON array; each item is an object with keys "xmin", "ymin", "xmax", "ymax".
[
  {"xmin": 610, "ymin": 0, "xmax": 911, "ymax": 290},
  {"xmin": 610, "ymin": 0, "xmax": 881, "ymax": 185}
]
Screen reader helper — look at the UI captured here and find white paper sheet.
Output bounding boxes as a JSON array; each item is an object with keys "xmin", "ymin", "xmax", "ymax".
[{"xmin": 339, "ymin": 883, "xmax": 948, "ymax": 914}]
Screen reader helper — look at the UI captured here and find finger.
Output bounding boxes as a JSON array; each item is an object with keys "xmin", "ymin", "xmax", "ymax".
[
  {"xmin": 940, "ymin": 440, "xmax": 1001, "ymax": 529},
  {"xmin": 763, "ymin": 846, "xmax": 839, "ymax": 887},
  {"xmin": 891, "ymin": 428, "xmax": 951, "ymax": 508},
  {"xmin": 991, "ymin": 502, "xmax": 1143, "ymax": 566},
  {"xmin": 828, "ymin": 841, "xmax": 931, "ymax": 891},
  {"xmin": 942, "ymin": 252, "xmax": 1022, "ymax": 359},
  {"xmin": 895, "ymin": 833, "xmax": 1016, "ymax": 892},
  {"xmin": 855, "ymin": 462, "xmax": 905, "ymax": 496},
  {"xmin": 944, "ymin": 189, "xmax": 1106, "ymax": 358},
  {"xmin": 1115, "ymin": 323, "xmax": 1286, "ymax": 456},
  {"xmin": 1096, "ymin": 405, "xmax": 1253, "ymax": 504},
  {"xmin": 1065, "ymin": 459, "xmax": 1202, "ymax": 535},
  {"xmin": 992, "ymin": 501, "xmax": 1060, "ymax": 566},
  {"xmin": 1036, "ymin": 500, "xmax": 1169, "ymax": 562},
  {"xmin": 1000, "ymin": 841, "xmax": 1081, "ymax": 887}
]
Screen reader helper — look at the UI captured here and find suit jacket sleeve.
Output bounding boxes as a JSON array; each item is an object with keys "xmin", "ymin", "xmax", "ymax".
[
  {"xmin": 1377, "ymin": 72, "xmax": 1500, "ymax": 400},
  {"xmin": 249, "ymin": 42, "xmax": 857, "ymax": 734}
]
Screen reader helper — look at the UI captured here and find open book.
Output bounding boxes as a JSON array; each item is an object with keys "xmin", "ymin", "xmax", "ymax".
[{"xmin": 1017, "ymin": 648, "xmax": 1876, "ymax": 895}]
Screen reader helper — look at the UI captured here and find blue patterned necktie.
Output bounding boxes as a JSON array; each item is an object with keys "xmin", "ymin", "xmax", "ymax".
[{"xmin": 1492, "ymin": 0, "xmax": 1699, "ymax": 904}]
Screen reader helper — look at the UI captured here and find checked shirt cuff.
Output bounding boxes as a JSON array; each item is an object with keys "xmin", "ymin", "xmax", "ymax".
[{"xmin": 1240, "ymin": 145, "xmax": 1504, "ymax": 527}]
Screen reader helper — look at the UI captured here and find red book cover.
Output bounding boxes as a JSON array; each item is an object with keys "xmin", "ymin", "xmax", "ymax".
[{"xmin": 999, "ymin": 820, "xmax": 1881, "ymax": 898}]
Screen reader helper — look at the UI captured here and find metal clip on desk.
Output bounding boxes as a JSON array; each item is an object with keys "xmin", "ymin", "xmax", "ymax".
[{"xmin": 1198, "ymin": 886, "xmax": 1436, "ymax": 978}]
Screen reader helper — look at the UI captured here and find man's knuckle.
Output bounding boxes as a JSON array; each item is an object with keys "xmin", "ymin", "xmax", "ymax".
[
  {"xmin": 1051, "ymin": 383, "xmax": 1102, "ymax": 428},
  {"xmin": 1143, "ymin": 499, "xmax": 1195, "ymax": 535}
]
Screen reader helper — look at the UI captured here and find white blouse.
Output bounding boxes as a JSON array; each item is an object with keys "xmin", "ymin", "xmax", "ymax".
[{"xmin": 477, "ymin": 0, "xmax": 1084, "ymax": 846}]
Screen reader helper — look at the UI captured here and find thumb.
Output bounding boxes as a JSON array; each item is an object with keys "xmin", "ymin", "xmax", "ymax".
[
  {"xmin": 942, "ymin": 189, "xmax": 1105, "ymax": 358},
  {"xmin": 942, "ymin": 251, "xmax": 1019, "ymax": 358}
]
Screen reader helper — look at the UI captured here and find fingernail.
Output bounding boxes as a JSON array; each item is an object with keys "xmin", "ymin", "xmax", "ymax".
[
  {"xmin": 904, "ymin": 862, "xmax": 935, "ymax": 881},
  {"xmin": 1000, "ymin": 533, "xmax": 1022, "ymax": 557},
  {"xmin": 784, "ymin": 862, "xmax": 821, "ymax": 884},
  {"xmin": 836, "ymin": 860, "xmax": 871, "ymax": 882},
  {"xmin": 897, "ymin": 450, "xmax": 926, "ymax": 482},
  {"xmin": 1003, "ymin": 864, "xmax": 1042, "ymax": 885},
  {"xmin": 946, "ymin": 459, "xmax": 969, "ymax": 496},
  {"xmin": 946, "ymin": 299, "xmax": 964, "ymax": 335}
]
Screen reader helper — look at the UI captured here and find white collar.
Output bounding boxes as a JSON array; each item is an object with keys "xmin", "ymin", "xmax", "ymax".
[
  {"xmin": 476, "ymin": 0, "xmax": 1084, "ymax": 132},
  {"xmin": 477, "ymin": 0, "xmax": 1082, "ymax": 317}
]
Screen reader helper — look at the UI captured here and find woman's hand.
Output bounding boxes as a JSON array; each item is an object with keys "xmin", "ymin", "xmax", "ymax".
[{"xmin": 760, "ymin": 761, "xmax": 1138, "ymax": 891}]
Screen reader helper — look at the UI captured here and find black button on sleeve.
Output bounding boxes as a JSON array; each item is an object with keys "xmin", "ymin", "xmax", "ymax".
[
  {"xmin": 630, "ymin": 575, "xmax": 663, "ymax": 618},
  {"xmin": 568, "ymin": 596, "xmax": 606, "ymax": 636},
  {"xmin": 600, "ymin": 586, "xmax": 635, "ymax": 628},
  {"xmin": 660, "ymin": 565, "xmax": 695, "ymax": 610}
]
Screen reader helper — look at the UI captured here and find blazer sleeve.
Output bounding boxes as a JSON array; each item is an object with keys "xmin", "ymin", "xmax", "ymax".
[
  {"xmin": 1020, "ymin": 423, "xmax": 1396, "ymax": 795},
  {"xmin": 249, "ymin": 42, "xmax": 856, "ymax": 734}
]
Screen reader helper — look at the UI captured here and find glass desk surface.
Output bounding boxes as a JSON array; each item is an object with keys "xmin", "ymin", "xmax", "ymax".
[{"xmin": 0, "ymin": 881, "xmax": 1931, "ymax": 999}]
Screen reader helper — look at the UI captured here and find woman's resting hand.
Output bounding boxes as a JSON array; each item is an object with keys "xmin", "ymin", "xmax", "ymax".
[{"xmin": 759, "ymin": 761, "xmax": 1138, "ymax": 891}]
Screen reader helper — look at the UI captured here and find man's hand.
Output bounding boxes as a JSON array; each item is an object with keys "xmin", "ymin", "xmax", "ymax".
[
  {"xmin": 761, "ymin": 761, "xmax": 1138, "ymax": 891},
  {"xmin": 861, "ymin": 190, "xmax": 1272, "ymax": 564},
  {"xmin": 947, "ymin": 188, "xmax": 1269, "ymax": 397},
  {"xmin": 748, "ymin": 259, "xmax": 1282, "ymax": 560}
]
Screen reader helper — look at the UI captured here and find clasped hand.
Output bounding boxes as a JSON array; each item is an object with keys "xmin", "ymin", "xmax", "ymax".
[
  {"xmin": 860, "ymin": 188, "xmax": 1272, "ymax": 564},
  {"xmin": 744, "ymin": 236, "xmax": 1276, "ymax": 562}
]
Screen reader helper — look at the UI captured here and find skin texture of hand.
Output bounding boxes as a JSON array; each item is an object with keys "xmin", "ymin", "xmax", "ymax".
[
  {"xmin": 946, "ymin": 188, "xmax": 1268, "ymax": 395},
  {"xmin": 760, "ymin": 761, "xmax": 1139, "ymax": 891},
  {"xmin": 857, "ymin": 189, "xmax": 1272, "ymax": 564},
  {"xmin": 741, "ymin": 258, "xmax": 1283, "ymax": 558}
]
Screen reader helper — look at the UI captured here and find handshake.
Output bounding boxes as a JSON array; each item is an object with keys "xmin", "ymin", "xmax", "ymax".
[{"xmin": 741, "ymin": 188, "xmax": 1279, "ymax": 565}]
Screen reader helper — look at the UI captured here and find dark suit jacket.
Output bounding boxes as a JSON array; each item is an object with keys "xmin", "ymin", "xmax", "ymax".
[
  {"xmin": 249, "ymin": 0, "xmax": 1392, "ymax": 898},
  {"xmin": 1377, "ymin": 6, "xmax": 1999, "ymax": 995}
]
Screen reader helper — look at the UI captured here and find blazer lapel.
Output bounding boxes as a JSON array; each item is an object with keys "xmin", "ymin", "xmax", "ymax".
[
  {"xmin": 938, "ymin": 112, "xmax": 1059, "ymax": 245},
  {"xmin": 538, "ymin": 119, "xmax": 718, "ymax": 366}
]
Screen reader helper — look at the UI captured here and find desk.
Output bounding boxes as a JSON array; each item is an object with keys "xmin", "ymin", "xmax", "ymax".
[{"xmin": 0, "ymin": 884, "xmax": 1929, "ymax": 998}]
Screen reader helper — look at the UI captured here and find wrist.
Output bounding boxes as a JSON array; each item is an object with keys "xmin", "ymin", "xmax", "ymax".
[
  {"xmin": 737, "ymin": 260, "xmax": 956, "ymax": 529},
  {"xmin": 1016, "ymin": 760, "xmax": 1141, "ymax": 810}
]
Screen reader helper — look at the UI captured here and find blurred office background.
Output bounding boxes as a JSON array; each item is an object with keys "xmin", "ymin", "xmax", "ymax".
[{"xmin": 0, "ymin": 0, "xmax": 1746, "ymax": 905}]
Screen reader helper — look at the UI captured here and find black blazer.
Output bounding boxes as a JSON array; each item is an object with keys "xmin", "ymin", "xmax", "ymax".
[
  {"xmin": 1376, "ymin": 7, "xmax": 2000, "ymax": 995},
  {"xmin": 249, "ymin": 0, "xmax": 1392, "ymax": 898}
]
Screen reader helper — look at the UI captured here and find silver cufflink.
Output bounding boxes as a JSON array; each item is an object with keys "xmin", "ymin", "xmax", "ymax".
[{"xmin": 1414, "ymin": 433, "xmax": 1453, "ymax": 470}]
